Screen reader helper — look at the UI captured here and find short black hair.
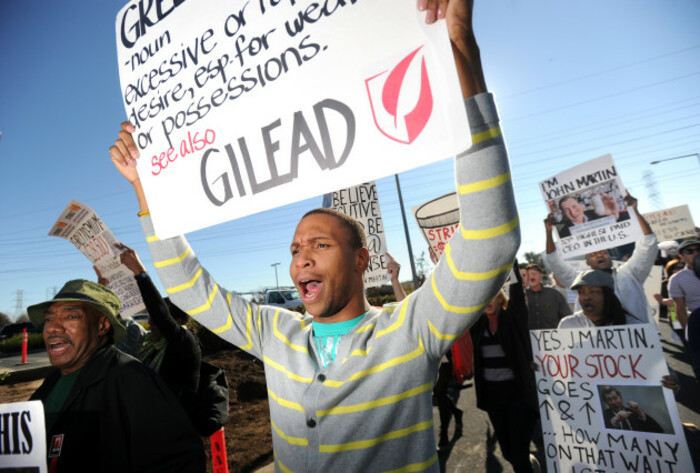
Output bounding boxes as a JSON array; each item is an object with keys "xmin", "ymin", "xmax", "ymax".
[
  {"xmin": 601, "ymin": 386, "xmax": 621, "ymax": 399},
  {"xmin": 558, "ymin": 195, "xmax": 582, "ymax": 213},
  {"xmin": 302, "ymin": 208, "xmax": 367, "ymax": 250}
]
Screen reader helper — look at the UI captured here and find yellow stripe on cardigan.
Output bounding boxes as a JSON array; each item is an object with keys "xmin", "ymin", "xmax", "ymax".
[
  {"xmin": 263, "ymin": 355, "xmax": 313, "ymax": 384},
  {"xmin": 229, "ymin": 304, "xmax": 253, "ymax": 350},
  {"xmin": 356, "ymin": 322, "xmax": 376, "ymax": 333},
  {"xmin": 146, "ymin": 235, "xmax": 159, "ymax": 242},
  {"xmin": 471, "ymin": 126, "xmax": 502, "ymax": 144},
  {"xmin": 460, "ymin": 216, "xmax": 519, "ymax": 240},
  {"xmin": 316, "ymin": 382, "xmax": 433, "ymax": 417},
  {"xmin": 427, "ymin": 320, "xmax": 460, "ymax": 341},
  {"xmin": 384, "ymin": 454, "xmax": 438, "ymax": 473},
  {"xmin": 430, "ymin": 273, "xmax": 488, "ymax": 315},
  {"xmin": 268, "ymin": 388, "xmax": 305, "ymax": 412},
  {"xmin": 186, "ymin": 284, "xmax": 219, "ymax": 315},
  {"xmin": 458, "ymin": 171, "xmax": 511, "ymax": 195},
  {"xmin": 319, "ymin": 419, "xmax": 433, "ymax": 452},
  {"xmin": 271, "ymin": 420, "xmax": 308, "ymax": 446},
  {"xmin": 323, "ymin": 339, "xmax": 425, "ymax": 388},
  {"xmin": 274, "ymin": 309, "xmax": 309, "ymax": 354},
  {"xmin": 154, "ymin": 247, "xmax": 191, "ymax": 268},
  {"xmin": 375, "ymin": 295, "xmax": 411, "ymax": 339},
  {"xmin": 273, "ymin": 451, "xmax": 294, "ymax": 473},
  {"xmin": 166, "ymin": 268, "xmax": 203, "ymax": 294},
  {"xmin": 444, "ymin": 245, "xmax": 512, "ymax": 281},
  {"xmin": 211, "ymin": 292, "xmax": 235, "ymax": 334}
]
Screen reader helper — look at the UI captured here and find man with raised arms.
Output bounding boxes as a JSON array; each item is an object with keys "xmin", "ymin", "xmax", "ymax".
[{"xmin": 109, "ymin": 1, "xmax": 520, "ymax": 471}]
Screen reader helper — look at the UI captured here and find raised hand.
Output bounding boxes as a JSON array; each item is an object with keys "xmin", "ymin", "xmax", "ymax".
[{"xmin": 109, "ymin": 122, "xmax": 140, "ymax": 184}]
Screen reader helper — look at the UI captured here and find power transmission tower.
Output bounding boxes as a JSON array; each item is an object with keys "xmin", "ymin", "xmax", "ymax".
[
  {"xmin": 12, "ymin": 290, "xmax": 24, "ymax": 317},
  {"xmin": 643, "ymin": 170, "xmax": 664, "ymax": 211}
]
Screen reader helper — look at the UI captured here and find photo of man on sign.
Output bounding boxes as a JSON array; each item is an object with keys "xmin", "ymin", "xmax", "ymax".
[
  {"xmin": 598, "ymin": 385, "xmax": 672, "ymax": 434},
  {"xmin": 549, "ymin": 179, "xmax": 630, "ymax": 238}
]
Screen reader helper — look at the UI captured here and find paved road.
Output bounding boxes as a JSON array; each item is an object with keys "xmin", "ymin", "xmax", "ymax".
[{"xmin": 0, "ymin": 349, "xmax": 53, "ymax": 383}]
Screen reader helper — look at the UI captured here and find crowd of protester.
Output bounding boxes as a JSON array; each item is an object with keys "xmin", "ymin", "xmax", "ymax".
[{"xmin": 18, "ymin": 1, "xmax": 699, "ymax": 472}]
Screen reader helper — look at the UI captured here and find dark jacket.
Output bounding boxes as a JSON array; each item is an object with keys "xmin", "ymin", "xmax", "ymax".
[
  {"xmin": 30, "ymin": 345, "xmax": 205, "ymax": 473},
  {"xmin": 136, "ymin": 274, "xmax": 201, "ymax": 395},
  {"xmin": 603, "ymin": 407, "xmax": 663, "ymax": 433},
  {"xmin": 471, "ymin": 267, "xmax": 539, "ymax": 414}
]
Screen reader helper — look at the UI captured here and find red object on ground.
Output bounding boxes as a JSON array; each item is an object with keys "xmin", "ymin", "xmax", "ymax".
[
  {"xmin": 210, "ymin": 427, "xmax": 229, "ymax": 473},
  {"xmin": 21, "ymin": 328, "xmax": 28, "ymax": 364}
]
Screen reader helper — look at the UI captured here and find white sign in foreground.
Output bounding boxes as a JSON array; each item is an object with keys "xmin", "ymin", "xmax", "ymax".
[
  {"xmin": 48, "ymin": 200, "xmax": 146, "ymax": 318},
  {"xmin": 0, "ymin": 400, "xmax": 47, "ymax": 472},
  {"xmin": 531, "ymin": 324, "xmax": 693, "ymax": 473},
  {"xmin": 115, "ymin": 0, "xmax": 469, "ymax": 238},
  {"xmin": 539, "ymin": 154, "xmax": 644, "ymax": 258},
  {"xmin": 412, "ymin": 192, "xmax": 459, "ymax": 262},
  {"xmin": 643, "ymin": 205, "xmax": 696, "ymax": 242},
  {"xmin": 324, "ymin": 181, "xmax": 388, "ymax": 288}
]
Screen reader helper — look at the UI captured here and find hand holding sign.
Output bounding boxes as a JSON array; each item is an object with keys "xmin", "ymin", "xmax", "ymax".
[{"xmin": 386, "ymin": 252, "xmax": 401, "ymax": 282}]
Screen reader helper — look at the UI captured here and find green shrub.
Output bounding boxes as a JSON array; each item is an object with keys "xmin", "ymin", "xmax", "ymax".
[{"xmin": 0, "ymin": 333, "xmax": 45, "ymax": 353}]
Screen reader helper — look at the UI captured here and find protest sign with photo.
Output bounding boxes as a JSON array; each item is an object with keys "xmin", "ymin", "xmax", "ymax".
[
  {"xmin": 115, "ymin": 0, "xmax": 470, "ymax": 238},
  {"xmin": 412, "ymin": 192, "xmax": 459, "ymax": 262},
  {"xmin": 0, "ymin": 400, "xmax": 46, "ymax": 472},
  {"xmin": 48, "ymin": 200, "xmax": 145, "ymax": 318},
  {"xmin": 643, "ymin": 205, "xmax": 696, "ymax": 242},
  {"xmin": 531, "ymin": 324, "xmax": 693, "ymax": 473},
  {"xmin": 323, "ymin": 181, "xmax": 388, "ymax": 287},
  {"xmin": 540, "ymin": 154, "xmax": 644, "ymax": 258}
]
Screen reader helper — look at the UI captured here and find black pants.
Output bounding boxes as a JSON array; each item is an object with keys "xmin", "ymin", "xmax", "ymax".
[
  {"xmin": 434, "ymin": 359, "xmax": 462, "ymax": 439},
  {"xmin": 484, "ymin": 381, "xmax": 538, "ymax": 473}
]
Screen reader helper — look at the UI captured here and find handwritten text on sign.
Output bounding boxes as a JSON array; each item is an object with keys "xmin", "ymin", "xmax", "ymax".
[
  {"xmin": 48, "ymin": 200, "xmax": 146, "ymax": 318},
  {"xmin": 116, "ymin": 0, "xmax": 469, "ymax": 238},
  {"xmin": 325, "ymin": 181, "xmax": 388, "ymax": 287},
  {"xmin": 643, "ymin": 205, "xmax": 696, "ymax": 242},
  {"xmin": 531, "ymin": 325, "xmax": 693, "ymax": 473},
  {"xmin": 539, "ymin": 154, "xmax": 643, "ymax": 258}
]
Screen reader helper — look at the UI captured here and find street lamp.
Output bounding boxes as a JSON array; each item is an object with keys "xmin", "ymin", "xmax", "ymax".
[
  {"xmin": 650, "ymin": 153, "xmax": 699, "ymax": 167},
  {"xmin": 270, "ymin": 263, "xmax": 280, "ymax": 290}
]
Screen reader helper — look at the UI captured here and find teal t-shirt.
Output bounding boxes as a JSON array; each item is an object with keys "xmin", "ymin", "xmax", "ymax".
[
  {"xmin": 312, "ymin": 313, "xmax": 366, "ymax": 369},
  {"xmin": 43, "ymin": 369, "xmax": 82, "ymax": 431}
]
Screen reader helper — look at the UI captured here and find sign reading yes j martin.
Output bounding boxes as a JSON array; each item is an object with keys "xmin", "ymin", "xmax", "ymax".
[{"xmin": 116, "ymin": 0, "xmax": 469, "ymax": 238}]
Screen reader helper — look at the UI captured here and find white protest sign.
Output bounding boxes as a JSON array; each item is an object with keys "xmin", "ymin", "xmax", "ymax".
[
  {"xmin": 540, "ymin": 154, "xmax": 644, "ymax": 258},
  {"xmin": 115, "ymin": 0, "xmax": 469, "ymax": 238},
  {"xmin": 412, "ymin": 192, "xmax": 459, "ymax": 261},
  {"xmin": 48, "ymin": 200, "xmax": 146, "ymax": 318},
  {"xmin": 323, "ymin": 181, "xmax": 388, "ymax": 288},
  {"xmin": 531, "ymin": 325, "xmax": 693, "ymax": 473},
  {"xmin": 643, "ymin": 205, "xmax": 696, "ymax": 241},
  {"xmin": 0, "ymin": 400, "xmax": 47, "ymax": 472}
]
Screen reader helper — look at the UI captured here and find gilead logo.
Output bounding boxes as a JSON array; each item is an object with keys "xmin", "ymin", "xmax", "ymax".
[{"xmin": 365, "ymin": 46, "xmax": 434, "ymax": 144}]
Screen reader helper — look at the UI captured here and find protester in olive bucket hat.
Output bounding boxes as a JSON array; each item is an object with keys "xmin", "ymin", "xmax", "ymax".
[
  {"xmin": 28, "ymin": 278, "xmax": 206, "ymax": 472},
  {"xmin": 28, "ymin": 279, "xmax": 126, "ymax": 343}
]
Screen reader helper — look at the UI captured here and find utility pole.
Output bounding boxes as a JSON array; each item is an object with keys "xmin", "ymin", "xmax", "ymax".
[
  {"xmin": 271, "ymin": 263, "xmax": 280, "ymax": 290},
  {"xmin": 394, "ymin": 174, "xmax": 419, "ymax": 290}
]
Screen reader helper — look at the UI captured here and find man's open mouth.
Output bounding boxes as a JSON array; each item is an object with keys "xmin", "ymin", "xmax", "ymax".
[
  {"xmin": 47, "ymin": 338, "xmax": 71, "ymax": 355},
  {"xmin": 298, "ymin": 279, "xmax": 323, "ymax": 303}
]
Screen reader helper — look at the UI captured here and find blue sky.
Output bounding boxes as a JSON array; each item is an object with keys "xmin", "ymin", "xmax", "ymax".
[{"xmin": 1, "ymin": 0, "xmax": 699, "ymax": 317}]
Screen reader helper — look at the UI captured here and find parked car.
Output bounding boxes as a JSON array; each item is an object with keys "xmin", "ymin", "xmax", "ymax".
[
  {"xmin": 0, "ymin": 322, "xmax": 41, "ymax": 341},
  {"xmin": 264, "ymin": 289, "xmax": 304, "ymax": 310}
]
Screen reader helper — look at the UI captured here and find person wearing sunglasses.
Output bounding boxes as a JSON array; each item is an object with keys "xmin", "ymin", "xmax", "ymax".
[{"xmin": 669, "ymin": 240, "xmax": 700, "ymax": 380}]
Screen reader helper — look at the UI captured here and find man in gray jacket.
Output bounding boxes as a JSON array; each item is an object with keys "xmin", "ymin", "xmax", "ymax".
[{"xmin": 108, "ymin": 1, "xmax": 519, "ymax": 471}]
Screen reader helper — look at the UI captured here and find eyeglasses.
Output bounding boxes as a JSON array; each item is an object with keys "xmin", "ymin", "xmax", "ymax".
[{"xmin": 681, "ymin": 247, "xmax": 700, "ymax": 255}]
